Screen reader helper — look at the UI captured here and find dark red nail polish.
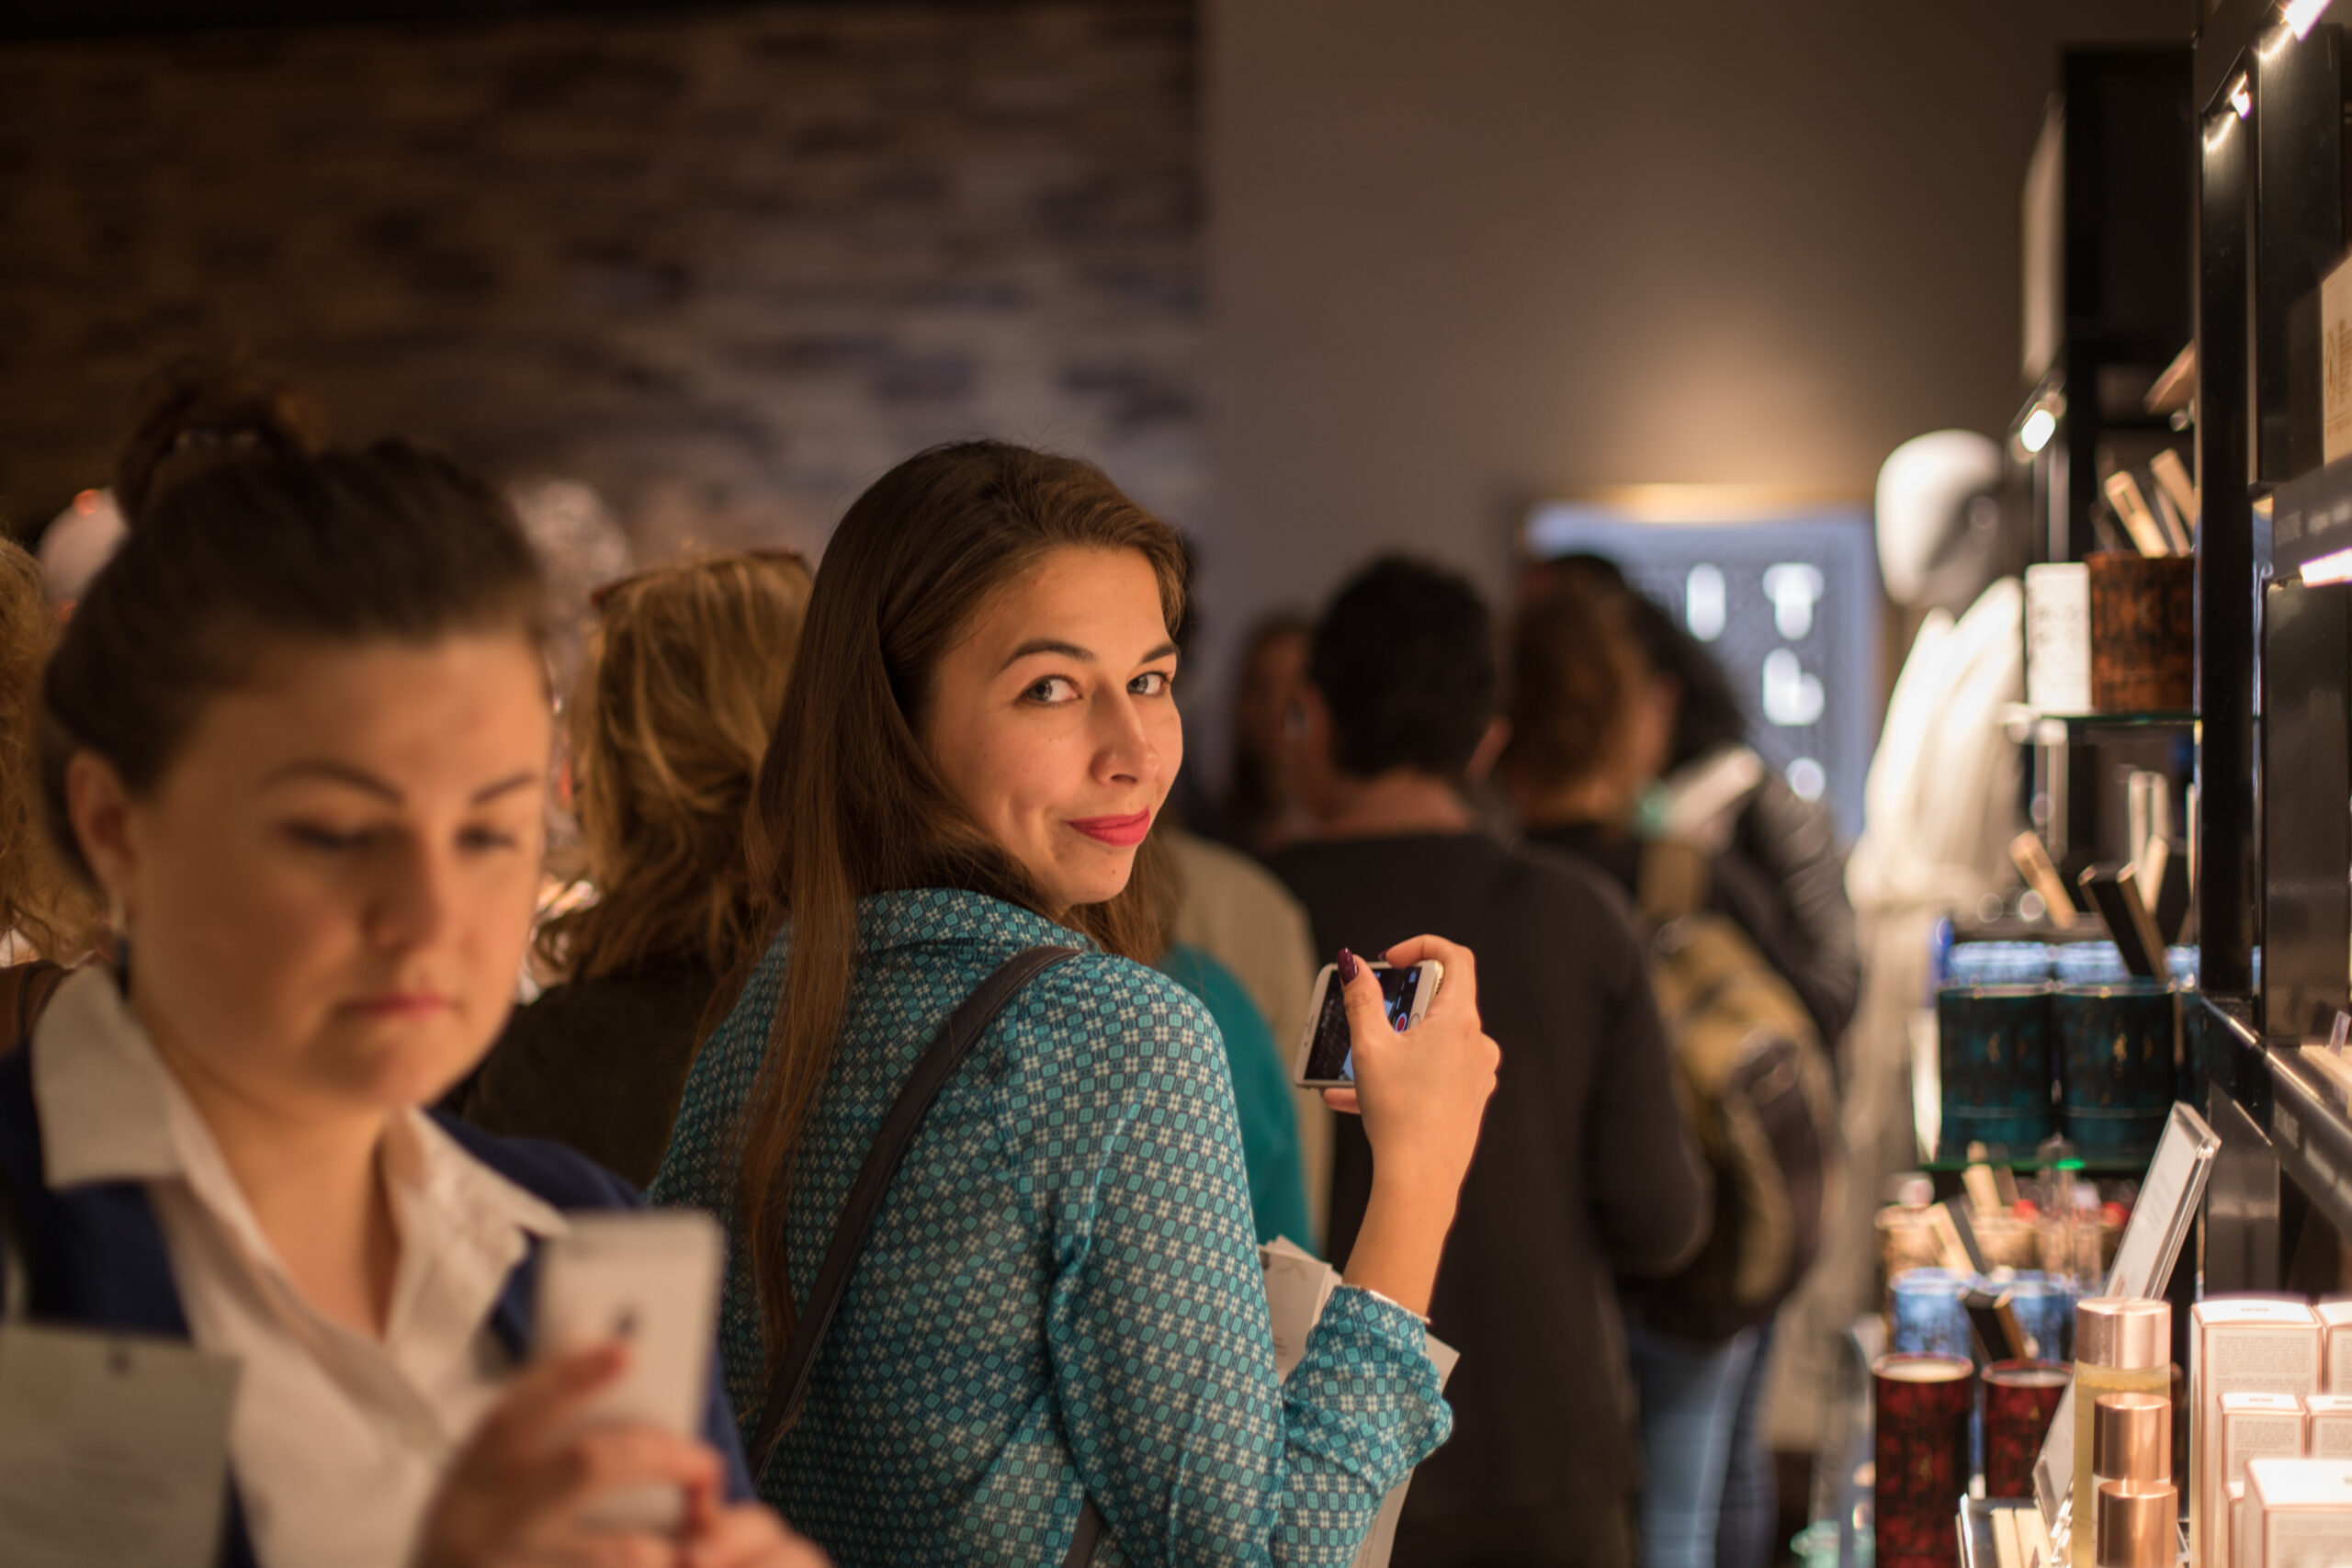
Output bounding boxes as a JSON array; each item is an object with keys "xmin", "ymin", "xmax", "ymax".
[{"xmin": 1337, "ymin": 948, "xmax": 1359, "ymax": 983}]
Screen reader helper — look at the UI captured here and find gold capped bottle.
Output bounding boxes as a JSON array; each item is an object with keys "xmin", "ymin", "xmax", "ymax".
[{"xmin": 2073, "ymin": 1298, "xmax": 2172, "ymax": 1568}]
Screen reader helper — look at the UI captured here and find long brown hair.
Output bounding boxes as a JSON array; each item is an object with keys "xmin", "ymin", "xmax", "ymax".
[
  {"xmin": 539, "ymin": 552, "xmax": 814, "ymax": 982},
  {"xmin": 735, "ymin": 440, "xmax": 1182, "ymax": 1358},
  {"xmin": 1501, "ymin": 567, "xmax": 1649, "ymax": 795}
]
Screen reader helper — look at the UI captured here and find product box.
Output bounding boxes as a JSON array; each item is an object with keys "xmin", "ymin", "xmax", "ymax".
[
  {"xmin": 2316, "ymin": 1302, "xmax": 2352, "ymax": 1393},
  {"xmin": 2230, "ymin": 1481, "xmax": 2246, "ymax": 1568},
  {"xmin": 2221, "ymin": 1393, "xmax": 2311, "ymax": 1563},
  {"xmin": 2025, "ymin": 562, "xmax": 2092, "ymax": 714},
  {"xmin": 2244, "ymin": 1458, "xmax": 2352, "ymax": 1568},
  {"xmin": 2308, "ymin": 1395, "xmax": 2352, "ymax": 1460},
  {"xmin": 2195, "ymin": 1300, "xmax": 2323, "ymax": 1567}
]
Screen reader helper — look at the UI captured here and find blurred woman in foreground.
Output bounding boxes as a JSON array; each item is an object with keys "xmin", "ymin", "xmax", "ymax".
[{"xmin": 4, "ymin": 374, "xmax": 821, "ymax": 1568}]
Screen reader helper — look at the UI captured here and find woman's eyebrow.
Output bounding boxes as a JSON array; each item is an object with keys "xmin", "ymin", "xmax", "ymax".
[
  {"xmin": 470, "ymin": 772, "xmax": 540, "ymax": 805},
  {"xmin": 256, "ymin": 759, "xmax": 401, "ymax": 802},
  {"xmin": 252, "ymin": 761, "xmax": 539, "ymax": 807},
  {"xmin": 998, "ymin": 637, "xmax": 1093, "ymax": 671}
]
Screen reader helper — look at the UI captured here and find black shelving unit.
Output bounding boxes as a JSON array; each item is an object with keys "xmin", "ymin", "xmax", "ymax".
[
  {"xmin": 2190, "ymin": 0, "xmax": 2352, "ymax": 1293},
  {"xmin": 2012, "ymin": 49, "xmax": 2199, "ymax": 877}
]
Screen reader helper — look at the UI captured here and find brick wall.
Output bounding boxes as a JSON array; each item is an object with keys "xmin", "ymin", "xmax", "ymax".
[{"xmin": 0, "ymin": 1, "xmax": 1201, "ymax": 558}]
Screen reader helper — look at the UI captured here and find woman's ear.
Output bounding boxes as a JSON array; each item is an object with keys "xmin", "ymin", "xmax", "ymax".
[{"xmin": 63, "ymin": 750, "xmax": 138, "ymax": 918}]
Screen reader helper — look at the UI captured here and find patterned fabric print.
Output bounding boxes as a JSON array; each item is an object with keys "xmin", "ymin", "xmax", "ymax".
[{"xmin": 650, "ymin": 888, "xmax": 1449, "ymax": 1567}]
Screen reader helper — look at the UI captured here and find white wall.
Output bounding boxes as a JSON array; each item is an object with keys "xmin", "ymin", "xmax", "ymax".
[{"xmin": 1193, "ymin": 0, "xmax": 2189, "ymax": 787}]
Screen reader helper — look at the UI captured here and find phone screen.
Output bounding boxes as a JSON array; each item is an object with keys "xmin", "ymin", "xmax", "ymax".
[{"xmin": 1302, "ymin": 964, "xmax": 1423, "ymax": 1083}]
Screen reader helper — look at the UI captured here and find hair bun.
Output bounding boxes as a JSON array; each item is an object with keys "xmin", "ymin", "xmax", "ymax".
[{"xmin": 114, "ymin": 359, "xmax": 326, "ymax": 525}]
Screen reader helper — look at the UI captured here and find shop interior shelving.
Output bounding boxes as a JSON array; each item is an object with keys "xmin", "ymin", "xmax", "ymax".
[
  {"xmin": 2177, "ymin": 0, "xmax": 2351, "ymax": 1299},
  {"xmin": 2007, "ymin": 46, "xmax": 2198, "ymax": 876}
]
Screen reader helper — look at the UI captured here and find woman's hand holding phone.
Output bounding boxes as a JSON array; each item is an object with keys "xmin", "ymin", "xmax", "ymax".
[
  {"xmin": 415, "ymin": 1343, "xmax": 830, "ymax": 1568},
  {"xmin": 1328, "ymin": 935, "xmax": 1498, "ymax": 1317}
]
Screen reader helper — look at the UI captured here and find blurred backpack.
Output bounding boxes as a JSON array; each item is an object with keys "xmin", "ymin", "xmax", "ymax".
[{"xmin": 1636, "ymin": 839, "xmax": 1838, "ymax": 1314}]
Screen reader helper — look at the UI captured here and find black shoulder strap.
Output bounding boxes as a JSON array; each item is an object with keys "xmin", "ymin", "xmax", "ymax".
[{"xmin": 749, "ymin": 944, "xmax": 1106, "ymax": 1565}]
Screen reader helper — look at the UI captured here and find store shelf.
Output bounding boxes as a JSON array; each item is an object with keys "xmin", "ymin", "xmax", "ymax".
[
  {"xmin": 1917, "ymin": 1154, "xmax": 2153, "ymax": 1176},
  {"xmin": 2262, "ymin": 1046, "xmax": 2352, "ymax": 1245},
  {"xmin": 2000, "ymin": 705, "xmax": 2199, "ymax": 745},
  {"xmin": 2265, "ymin": 452, "xmax": 2352, "ymax": 581}
]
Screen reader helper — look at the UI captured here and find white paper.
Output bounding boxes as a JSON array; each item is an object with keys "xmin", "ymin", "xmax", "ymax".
[
  {"xmin": 1257, "ymin": 1238, "xmax": 1457, "ymax": 1568},
  {"xmin": 0, "ymin": 1322, "xmax": 240, "ymax": 1568}
]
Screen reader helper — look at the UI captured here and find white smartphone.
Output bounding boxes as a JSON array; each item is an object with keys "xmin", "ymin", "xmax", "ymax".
[
  {"xmin": 533, "ymin": 1210, "xmax": 725, "ymax": 1534},
  {"xmin": 1292, "ymin": 960, "xmax": 1442, "ymax": 1089}
]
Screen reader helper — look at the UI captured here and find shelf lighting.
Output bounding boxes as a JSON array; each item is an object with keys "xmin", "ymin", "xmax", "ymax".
[
  {"xmin": 2287, "ymin": 0, "xmax": 2334, "ymax": 40},
  {"xmin": 2301, "ymin": 547, "xmax": 2352, "ymax": 586},
  {"xmin": 2019, "ymin": 407, "xmax": 2059, "ymax": 454},
  {"xmin": 2231, "ymin": 73, "xmax": 2254, "ymax": 119}
]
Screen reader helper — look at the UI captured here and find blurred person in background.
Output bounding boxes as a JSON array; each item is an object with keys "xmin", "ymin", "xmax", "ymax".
[
  {"xmin": 36, "ymin": 488, "xmax": 128, "ymax": 615},
  {"xmin": 1219, "ymin": 612, "xmax": 1316, "ymax": 855},
  {"xmin": 1158, "ymin": 548, "xmax": 1326, "ymax": 1244},
  {"xmin": 452, "ymin": 550, "xmax": 813, "ymax": 1189},
  {"xmin": 1, "ymin": 534, "xmax": 103, "ymax": 1035},
  {"xmin": 1506, "ymin": 571, "xmax": 1839, "ymax": 1568},
  {"xmin": 7, "ymin": 372, "xmax": 821, "ymax": 1568},
  {"xmin": 1526, "ymin": 556, "xmax": 1859, "ymax": 1050},
  {"xmin": 1269, "ymin": 554, "xmax": 1710, "ymax": 1568}
]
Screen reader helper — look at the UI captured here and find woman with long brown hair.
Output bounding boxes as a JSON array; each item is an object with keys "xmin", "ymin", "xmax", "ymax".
[
  {"xmin": 457, "ymin": 550, "xmax": 813, "ymax": 1186},
  {"xmin": 651, "ymin": 441, "xmax": 1499, "ymax": 1565}
]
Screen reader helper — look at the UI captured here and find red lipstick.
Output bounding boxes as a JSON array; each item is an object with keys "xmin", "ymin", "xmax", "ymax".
[{"xmin": 1069, "ymin": 811, "xmax": 1152, "ymax": 848}]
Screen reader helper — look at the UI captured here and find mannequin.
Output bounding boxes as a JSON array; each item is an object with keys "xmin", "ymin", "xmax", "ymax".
[{"xmin": 1763, "ymin": 431, "xmax": 2028, "ymax": 1454}]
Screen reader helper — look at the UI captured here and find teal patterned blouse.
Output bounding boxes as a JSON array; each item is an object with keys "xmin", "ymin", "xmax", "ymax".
[{"xmin": 650, "ymin": 889, "xmax": 1450, "ymax": 1566}]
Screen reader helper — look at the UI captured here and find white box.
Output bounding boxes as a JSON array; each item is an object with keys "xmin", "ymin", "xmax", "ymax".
[
  {"xmin": 2232, "ymin": 1481, "xmax": 2247, "ymax": 1568},
  {"xmin": 2308, "ymin": 1395, "xmax": 2352, "ymax": 1461},
  {"xmin": 2245, "ymin": 1458, "xmax": 2352, "ymax": 1568},
  {"xmin": 2222, "ymin": 1392, "xmax": 2310, "ymax": 1565},
  {"xmin": 2195, "ymin": 1300, "xmax": 2323, "ymax": 1567},
  {"xmin": 2323, "ymin": 253, "xmax": 2352, "ymax": 468},
  {"xmin": 2024, "ymin": 562, "xmax": 2092, "ymax": 714},
  {"xmin": 2316, "ymin": 1302, "xmax": 2352, "ymax": 1393}
]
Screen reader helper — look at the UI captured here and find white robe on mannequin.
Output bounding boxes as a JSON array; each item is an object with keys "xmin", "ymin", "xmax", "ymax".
[{"xmin": 1763, "ymin": 578, "xmax": 2023, "ymax": 1451}]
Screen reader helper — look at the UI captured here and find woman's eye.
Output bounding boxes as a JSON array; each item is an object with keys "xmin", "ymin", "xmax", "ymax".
[
  {"xmin": 1025, "ymin": 676, "xmax": 1080, "ymax": 704},
  {"xmin": 285, "ymin": 824, "xmax": 374, "ymax": 853},
  {"xmin": 1130, "ymin": 671, "xmax": 1172, "ymax": 698},
  {"xmin": 458, "ymin": 825, "xmax": 523, "ymax": 854}
]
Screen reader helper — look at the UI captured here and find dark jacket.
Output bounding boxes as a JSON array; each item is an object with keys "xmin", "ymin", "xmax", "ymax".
[
  {"xmin": 0, "ymin": 1045, "xmax": 752, "ymax": 1568},
  {"xmin": 1529, "ymin": 817, "xmax": 1835, "ymax": 1343},
  {"xmin": 454, "ymin": 962, "xmax": 718, "ymax": 1189},
  {"xmin": 1717, "ymin": 773, "xmax": 1860, "ymax": 1048},
  {"xmin": 1267, "ymin": 831, "xmax": 1712, "ymax": 1523}
]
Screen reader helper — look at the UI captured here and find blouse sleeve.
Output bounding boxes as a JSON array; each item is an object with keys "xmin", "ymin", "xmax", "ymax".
[{"xmin": 1018, "ymin": 962, "xmax": 1450, "ymax": 1566}]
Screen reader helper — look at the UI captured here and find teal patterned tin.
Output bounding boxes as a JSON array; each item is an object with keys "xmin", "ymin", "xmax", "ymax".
[{"xmin": 1937, "ymin": 944, "xmax": 2054, "ymax": 1162}]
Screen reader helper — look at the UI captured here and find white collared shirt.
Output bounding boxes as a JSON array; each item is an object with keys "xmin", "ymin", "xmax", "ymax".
[{"xmin": 31, "ymin": 969, "xmax": 567, "ymax": 1568}]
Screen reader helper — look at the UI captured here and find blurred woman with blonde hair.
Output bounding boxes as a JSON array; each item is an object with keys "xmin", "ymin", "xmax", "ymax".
[
  {"xmin": 457, "ymin": 549, "xmax": 813, "ymax": 1184},
  {"xmin": 0, "ymin": 534, "xmax": 101, "ymax": 1038}
]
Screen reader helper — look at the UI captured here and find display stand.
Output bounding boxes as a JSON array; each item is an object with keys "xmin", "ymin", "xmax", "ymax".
[{"xmin": 1922, "ymin": 6, "xmax": 2352, "ymax": 1558}]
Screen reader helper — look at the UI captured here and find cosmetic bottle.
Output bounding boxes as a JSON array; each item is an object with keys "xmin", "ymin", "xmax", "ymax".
[{"xmin": 2073, "ymin": 1298, "xmax": 2171, "ymax": 1567}]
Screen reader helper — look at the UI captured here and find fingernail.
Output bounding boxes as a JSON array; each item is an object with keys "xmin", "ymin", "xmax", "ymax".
[{"xmin": 1337, "ymin": 948, "xmax": 1359, "ymax": 983}]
